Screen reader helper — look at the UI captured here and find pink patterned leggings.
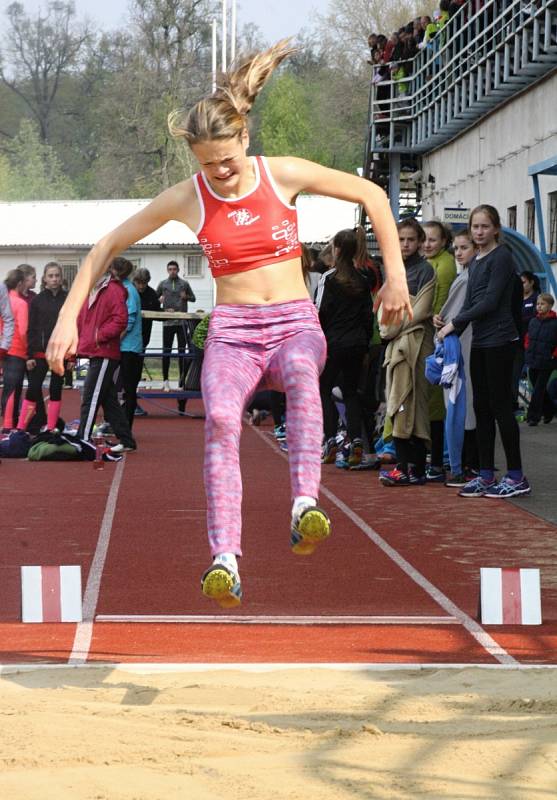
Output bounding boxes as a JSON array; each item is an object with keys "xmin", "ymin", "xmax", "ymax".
[{"xmin": 201, "ymin": 299, "xmax": 327, "ymax": 556}]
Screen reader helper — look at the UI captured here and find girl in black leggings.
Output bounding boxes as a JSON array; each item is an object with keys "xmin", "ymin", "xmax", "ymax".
[
  {"xmin": 18, "ymin": 262, "xmax": 68, "ymax": 432},
  {"xmin": 316, "ymin": 228, "xmax": 373, "ymax": 468},
  {"xmin": 438, "ymin": 205, "xmax": 530, "ymax": 498}
]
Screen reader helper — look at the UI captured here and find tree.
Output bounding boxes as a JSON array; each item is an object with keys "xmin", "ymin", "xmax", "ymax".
[
  {"xmin": 0, "ymin": 2, "xmax": 91, "ymax": 143},
  {"xmin": 259, "ymin": 73, "xmax": 313, "ymax": 159},
  {"xmin": 0, "ymin": 118, "xmax": 76, "ymax": 199},
  {"xmin": 86, "ymin": 0, "xmax": 219, "ymax": 196}
]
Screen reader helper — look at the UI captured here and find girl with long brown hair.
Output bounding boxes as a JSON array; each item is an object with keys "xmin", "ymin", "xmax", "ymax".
[
  {"xmin": 317, "ymin": 228, "xmax": 373, "ymax": 467},
  {"xmin": 47, "ymin": 40, "xmax": 411, "ymax": 608}
]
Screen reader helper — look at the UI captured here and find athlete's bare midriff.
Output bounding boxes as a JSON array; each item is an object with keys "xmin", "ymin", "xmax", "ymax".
[{"xmin": 214, "ymin": 257, "xmax": 310, "ymax": 305}]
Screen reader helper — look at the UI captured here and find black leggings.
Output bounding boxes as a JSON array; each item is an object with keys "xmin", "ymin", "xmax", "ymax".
[
  {"xmin": 394, "ymin": 436, "xmax": 427, "ymax": 477},
  {"xmin": 120, "ymin": 351, "xmax": 144, "ymax": 429},
  {"xmin": 162, "ymin": 324, "xmax": 188, "ymax": 382},
  {"xmin": 26, "ymin": 358, "xmax": 63, "ymax": 403},
  {"xmin": 527, "ymin": 367, "xmax": 554, "ymax": 423},
  {"xmin": 470, "ymin": 343, "xmax": 522, "ymax": 472},
  {"xmin": 320, "ymin": 346, "xmax": 367, "ymax": 441}
]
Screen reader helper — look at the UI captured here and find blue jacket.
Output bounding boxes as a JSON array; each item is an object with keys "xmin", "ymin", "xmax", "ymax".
[
  {"xmin": 426, "ymin": 335, "xmax": 466, "ymax": 474},
  {"xmin": 121, "ymin": 279, "xmax": 143, "ymax": 354}
]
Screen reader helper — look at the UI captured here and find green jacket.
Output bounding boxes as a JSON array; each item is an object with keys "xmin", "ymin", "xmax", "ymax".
[{"xmin": 428, "ymin": 249, "xmax": 457, "ymax": 315}]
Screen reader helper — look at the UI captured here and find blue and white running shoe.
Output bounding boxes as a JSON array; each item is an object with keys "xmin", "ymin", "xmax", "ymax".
[
  {"xmin": 458, "ymin": 476, "xmax": 497, "ymax": 497},
  {"xmin": 484, "ymin": 475, "xmax": 531, "ymax": 498}
]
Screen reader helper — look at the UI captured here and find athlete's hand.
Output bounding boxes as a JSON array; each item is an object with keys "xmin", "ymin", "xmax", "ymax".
[
  {"xmin": 46, "ymin": 317, "xmax": 79, "ymax": 376},
  {"xmin": 373, "ymin": 277, "xmax": 412, "ymax": 326}
]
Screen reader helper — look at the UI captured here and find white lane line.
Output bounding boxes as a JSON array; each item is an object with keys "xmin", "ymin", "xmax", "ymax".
[
  {"xmin": 68, "ymin": 458, "xmax": 126, "ymax": 665},
  {"xmin": 251, "ymin": 428, "xmax": 518, "ymax": 666},
  {"xmin": 95, "ymin": 614, "xmax": 459, "ymax": 625},
  {"xmin": 2, "ymin": 662, "xmax": 556, "ymax": 676}
]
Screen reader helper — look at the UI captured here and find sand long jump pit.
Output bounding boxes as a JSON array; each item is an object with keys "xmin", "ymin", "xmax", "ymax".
[{"xmin": 0, "ymin": 664, "xmax": 556, "ymax": 799}]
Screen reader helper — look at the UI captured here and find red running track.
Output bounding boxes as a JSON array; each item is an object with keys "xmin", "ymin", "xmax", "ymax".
[{"xmin": 1, "ymin": 391, "xmax": 556, "ymax": 666}]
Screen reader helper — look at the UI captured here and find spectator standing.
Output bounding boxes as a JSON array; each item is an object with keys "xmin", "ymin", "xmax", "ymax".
[
  {"xmin": 512, "ymin": 269, "xmax": 541, "ymax": 413},
  {"xmin": 438, "ymin": 205, "xmax": 530, "ymax": 498},
  {"xmin": 157, "ymin": 260, "xmax": 196, "ymax": 391},
  {"xmin": 1, "ymin": 269, "xmax": 28, "ymax": 432},
  {"xmin": 132, "ymin": 267, "xmax": 161, "ymax": 416},
  {"xmin": 76, "ymin": 270, "xmax": 136, "ymax": 453},
  {"xmin": 132, "ymin": 268, "xmax": 161, "ymax": 351},
  {"xmin": 317, "ymin": 228, "xmax": 373, "ymax": 468},
  {"xmin": 525, "ymin": 293, "xmax": 557, "ymax": 426},
  {"xmin": 520, "ymin": 270, "xmax": 541, "ymax": 338},
  {"xmin": 19, "ymin": 264, "xmax": 37, "ymax": 307},
  {"xmin": 17, "ymin": 262, "xmax": 68, "ymax": 432},
  {"xmin": 380, "ymin": 219, "xmax": 435, "ymax": 486},
  {"xmin": 112, "ymin": 258, "xmax": 144, "ymax": 429},
  {"xmin": 433, "ymin": 230, "xmax": 478, "ymax": 485},
  {"xmin": 0, "ymin": 279, "xmax": 15, "ymax": 363},
  {"xmin": 423, "ymin": 220, "xmax": 457, "ymax": 481}
]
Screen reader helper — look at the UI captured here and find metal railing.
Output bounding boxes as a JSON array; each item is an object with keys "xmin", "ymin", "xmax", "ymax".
[{"xmin": 368, "ymin": 0, "xmax": 557, "ymax": 153}]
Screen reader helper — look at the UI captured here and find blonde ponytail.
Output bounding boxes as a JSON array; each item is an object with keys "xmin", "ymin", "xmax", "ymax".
[{"xmin": 168, "ymin": 38, "xmax": 296, "ymax": 145}]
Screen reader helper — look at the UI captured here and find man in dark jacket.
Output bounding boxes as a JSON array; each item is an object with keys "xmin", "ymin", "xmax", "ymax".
[
  {"xmin": 156, "ymin": 260, "xmax": 196, "ymax": 391},
  {"xmin": 76, "ymin": 269, "xmax": 136, "ymax": 452},
  {"xmin": 525, "ymin": 293, "xmax": 557, "ymax": 425}
]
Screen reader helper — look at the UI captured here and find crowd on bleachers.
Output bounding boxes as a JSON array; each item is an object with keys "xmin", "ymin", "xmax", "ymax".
[{"xmin": 367, "ymin": 1, "xmax": 541, "ymax": 98}]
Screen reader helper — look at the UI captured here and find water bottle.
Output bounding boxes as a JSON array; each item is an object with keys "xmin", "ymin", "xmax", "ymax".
[{"xmin": 92, "ymin": 434, "xmax": 105, "ymax": 470}]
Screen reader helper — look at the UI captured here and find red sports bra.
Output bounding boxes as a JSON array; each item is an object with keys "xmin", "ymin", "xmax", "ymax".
[{"xmin": 192, "ymin": 155, "xmax": 302, "ymax": 277}]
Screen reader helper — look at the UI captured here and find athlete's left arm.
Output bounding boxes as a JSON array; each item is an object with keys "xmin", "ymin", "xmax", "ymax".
[{"xmin": 271, "ymin": 157, "xmax": 411, "ymax": 325}]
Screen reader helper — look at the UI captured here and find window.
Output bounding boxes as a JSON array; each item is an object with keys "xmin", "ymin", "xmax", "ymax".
[
  {"xmin": 549, "ymin": 191, "xmax": 557, "ymax": 255},
  {"xmin": 525, "ymin": 199, "xmax": 535, "ymax": 243},
  {"xmin": 185, "ymin": 255, "xmax": 203, "ymax": 277},
  {"xmin": 59, "ymin": 263, "xmax": 78, "ymax": 288},
  {"xmin": 507, "ymin": 205, "xmax": 517, "ymax": 230}
]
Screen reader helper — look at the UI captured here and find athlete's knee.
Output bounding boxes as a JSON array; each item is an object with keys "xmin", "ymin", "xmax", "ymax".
[{"xmin": 204, "ymin": 404, "xmax": 242, "ymax": 442}]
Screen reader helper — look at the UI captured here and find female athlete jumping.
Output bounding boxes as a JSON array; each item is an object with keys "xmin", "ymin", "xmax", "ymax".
[{"xmin": 47, "ymin": 40, "xmax": 411, "ymax": 608}]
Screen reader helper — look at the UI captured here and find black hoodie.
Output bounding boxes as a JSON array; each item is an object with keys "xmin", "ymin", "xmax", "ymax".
[
  {"xmin": 27, "ymin": 288, "xmax": 68, "ymax": 358},
  {"xmin": 315, "ymin": 269, "xmax": 373, "ymax": 350}
]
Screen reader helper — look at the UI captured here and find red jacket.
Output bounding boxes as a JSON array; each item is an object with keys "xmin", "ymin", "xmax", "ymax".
[{"xmin": 77, "ymin": 276, "xmax": 128, "ymax": 360}]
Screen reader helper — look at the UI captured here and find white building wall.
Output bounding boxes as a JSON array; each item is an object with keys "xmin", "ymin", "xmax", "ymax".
[
  {"xmin": 421, "ymin": 72, "xmax": 557, "ymax": 270},
  {"xmin": 0, "ymin": 245, "xmax": 213, "ymax": 351}
]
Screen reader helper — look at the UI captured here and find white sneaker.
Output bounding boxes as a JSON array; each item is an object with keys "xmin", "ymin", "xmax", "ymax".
[
  {"xmin": 109, "ymin": 443, "xmax": 137, "ymax": 453},
  {"xmin": 163, "ymin": 380, "xmax": 171, "ymax": 392}
]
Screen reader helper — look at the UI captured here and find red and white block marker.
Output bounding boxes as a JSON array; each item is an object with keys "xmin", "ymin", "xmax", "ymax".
[
  {"xmin": 21, "ymin": 566, "xmax": 82, "ymax": 623},
  {"xmin": 480, "ymin": 567, "xmax": 542, "ymax": 625}
]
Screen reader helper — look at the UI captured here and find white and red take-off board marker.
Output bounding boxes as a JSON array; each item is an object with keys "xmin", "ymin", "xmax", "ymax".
[
  {"xmin": 480, "ymin": 567, "xmax": 542, "ymax": 625},
  {"xmin": 21, "ymin": 565, "xmax": 82, "ymax": 623}
]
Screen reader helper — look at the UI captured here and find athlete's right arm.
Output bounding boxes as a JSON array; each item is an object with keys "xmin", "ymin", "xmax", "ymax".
[{"xmin": 46, "ymin": 181, "xmax": 198, "ymax": 375}]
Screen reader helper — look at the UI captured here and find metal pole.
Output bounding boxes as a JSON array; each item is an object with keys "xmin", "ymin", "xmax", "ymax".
[
  {"xmin": 388, "ymin": 153, "xmax": 401, "ymax": 220},
  {"xmin": 231, "ymin": 0, "xmax": 237, "ymax": 63},
  {"xmin": 211, "ymin": 19, "xmax": 217, "ymax": 93},
  {"xmin": 222, "ymin": 0, "xmax": 227, "ymax": 72}
]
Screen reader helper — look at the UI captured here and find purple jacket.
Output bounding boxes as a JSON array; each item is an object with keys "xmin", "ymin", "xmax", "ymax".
[{"xmin": 77, "ymin": 276, "xmax": 128, "ymax": 360}]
